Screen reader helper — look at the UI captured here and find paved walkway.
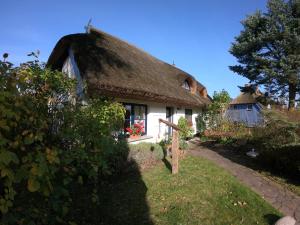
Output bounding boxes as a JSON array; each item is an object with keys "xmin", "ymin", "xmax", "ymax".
[{"xmin": 188, "ymin": 140, "xmax": 300, "ymax": 224}]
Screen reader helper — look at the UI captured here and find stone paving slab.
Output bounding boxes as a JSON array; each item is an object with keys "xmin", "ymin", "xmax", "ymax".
[{"xmin": 188, "ymin": 142, "xmax": 300, "ymax": 225}]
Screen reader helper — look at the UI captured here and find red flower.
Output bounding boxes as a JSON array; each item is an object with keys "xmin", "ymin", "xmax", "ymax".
[
  {"xmin": 126, "ymin": 127, "xmax": 133, "ymax": 134},
  {"xmin": 126, "ymin": 122, "xmax": 145, "ymax": 136}
]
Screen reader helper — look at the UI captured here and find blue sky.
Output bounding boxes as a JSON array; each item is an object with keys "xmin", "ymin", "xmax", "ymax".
[{"xmin": 1, "ymin": 0, "xmax": 267, "ymax": 97}]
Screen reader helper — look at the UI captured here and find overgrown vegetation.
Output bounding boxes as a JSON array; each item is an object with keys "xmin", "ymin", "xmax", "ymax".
[
  {"xmin": 0, "ymin": 56, "xmax": 127, "ymax": 224},
  {"xmin": 251, "ymin": 109, "xmax": 300, "ymax": 178},
  {"xmin": 197, "ymin": 87, "xmax": 300, "ymax": 181},
  {"xmin": 196, "ymin": 89, "xmax": 231, "ymax": 134},
  {"xmin": 202, "ymin": 107, "xmax": 300, "ymax": 181},
  {"xmin": 196, "ymin": 89, "xmax": 249, "ymax": 142}
]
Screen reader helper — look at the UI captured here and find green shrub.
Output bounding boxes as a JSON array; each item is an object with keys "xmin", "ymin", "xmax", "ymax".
[
  {"xmin": 248, "ymin": 110, "xmax": 300, "ymax": 179},
  {"xmin": 196, "ymin": 113, "xmax": 207, "ymax": 134},
  {"xmin": 128, "ymin": 143, "xmax": 164, "ymax": 168},
  {"xmin": 179, "ymin": 139, "xmax": 188, "ymax": 150},
  {"xmin": 258, "ymin": 144, "xmax": 300, "ymax": 179},
  {"xmin": 252, "ymin": 110, "xmax": 300, "ymax": 148},
  {"xmin": 0, "ymin": 56, "xmax": 127, "ymax": 224},
  {"xmin": 177, "ymin": 117, "xmax": 193, "ymax": 140}
]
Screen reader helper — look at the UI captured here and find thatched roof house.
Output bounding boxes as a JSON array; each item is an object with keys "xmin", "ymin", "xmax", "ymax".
[
  {"xmin": 47, "ymin": 27, "xmax": 210, "ymax": 142},
  {"xmin": 47, "ymin": 27, "xmax": 209, "ymax": 107},
  {"xmin": 229, "ymin": 89, "xmax": 262, "ymax": 105}
]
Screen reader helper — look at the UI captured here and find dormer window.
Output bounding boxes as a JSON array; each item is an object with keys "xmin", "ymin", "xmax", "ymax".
[{"xmin": 182, "ymin": 80, "xmax": 191, "ymax": 91}]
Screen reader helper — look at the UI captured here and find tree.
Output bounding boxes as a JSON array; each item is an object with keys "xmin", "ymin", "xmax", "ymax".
[
  {"xmin": 230, "ymin": 0, "xmax": 300, "ymax": 110},
  {"xmin": 196, "ymin": 90, "xmax": 231, "ymax": 132},
  {"xmin": 209, "ymin": 89, "xmax": 231, "ymax": 114}
]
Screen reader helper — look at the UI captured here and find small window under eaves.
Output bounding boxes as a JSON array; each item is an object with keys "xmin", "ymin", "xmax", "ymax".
[{"xmin": 182, "ymin": 80, "xmax": 191, "ymax": 91}]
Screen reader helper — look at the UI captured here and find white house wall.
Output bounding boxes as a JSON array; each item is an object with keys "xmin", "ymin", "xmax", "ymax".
[
  {"xmin": 62, "ymin": 48, "xmax": 84, "ymax": 98},
  {"xmin": 116, "ymin": 98, "xmax": 202, "ymax": 144}
]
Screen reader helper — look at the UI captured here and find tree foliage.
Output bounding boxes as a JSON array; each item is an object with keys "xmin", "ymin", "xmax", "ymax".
[
  {"xmin": 0, "ymin": 55, "xmax": 126, "ymax": 224},
  {"xmin": 196, "ymin": 90, "xmax": 231, "ymax": 133},
  {"xmin": 230, "ymin": 0, "xmax": 300, "ymax": 110},
  {"xmin": 208, "ymin": 89, "xmax": 231, "ymax": 114}
]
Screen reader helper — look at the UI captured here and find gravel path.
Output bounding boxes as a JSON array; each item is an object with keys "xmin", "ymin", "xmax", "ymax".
[{"xmin": 188, "ymin": 140, "xmax": 300, "ymax": 224}]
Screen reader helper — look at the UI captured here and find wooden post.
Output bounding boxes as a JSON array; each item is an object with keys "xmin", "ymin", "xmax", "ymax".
[
  {"xmin": 158, "ymin": 119, "xmax": 181, "ymax": 174},
  {"xmin": 171, "ymin": 130, "xmax": 179, "ymax": 174}
]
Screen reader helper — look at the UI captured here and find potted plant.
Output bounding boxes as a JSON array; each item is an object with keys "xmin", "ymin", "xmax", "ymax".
[{"xmin": 126, "ymin": 122, "xmax": 144, "ymax": 139}]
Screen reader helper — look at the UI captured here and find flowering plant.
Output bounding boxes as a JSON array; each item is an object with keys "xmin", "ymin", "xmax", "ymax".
[{"xmin": 126, "ymin": 121, "xmax": 144, "ymax": 136}]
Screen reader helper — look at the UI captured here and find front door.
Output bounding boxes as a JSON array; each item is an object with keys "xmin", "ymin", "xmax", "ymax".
[{"xmin": 166, "ymin": 107, "xmax": 174, "ymax": 140}]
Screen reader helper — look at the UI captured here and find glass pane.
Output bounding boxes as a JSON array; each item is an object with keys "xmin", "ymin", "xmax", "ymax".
[
  {"xmin": 134, "ymin": 105, "xmax": 146, "ymax": 120},
  {"xmin": 185, "ymin": 109, "xmax": 193, "ymax": 125},
  {"xmin": 124, "ymin": 104, "xmax": 131, "ymax": 121},
  {"xmin": 182, "ymin": 80, "xmax": 190, "ymax": 90},
  {"xmin": 124, "ymin": 119, "xmax": 131, "ymax": 131}
]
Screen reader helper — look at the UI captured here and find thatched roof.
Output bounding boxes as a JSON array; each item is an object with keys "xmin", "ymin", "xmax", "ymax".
[
  {"xmin": 47, "ymin": 27, "xmax": 210, "ymax": 107},
  {"xmin": 230, "ymin": 92, "xmax": 260, "ymax": 105}
]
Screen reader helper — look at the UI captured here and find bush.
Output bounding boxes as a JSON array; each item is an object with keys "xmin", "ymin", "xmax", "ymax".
[
  {"xmin": 258, "ymin": 144, "xmax": 300, "ymax": 179},
  {"xmin": 195, "ymin": 113, "xmax": 207, "ymax": 134},
  {"xmin": 251, "ymin": 110, "xmax": 300, "ymax": 148},
  {"xmin": 177, "ymin": 117, "xmax": 193, "ymax": 140},
  {"xmin": 128, "ymin": 143, "xmax": 164, "ymax": 169},
  {"xmin": 0, "ymin": 56, "xmax": 127, "ymax": 224}
]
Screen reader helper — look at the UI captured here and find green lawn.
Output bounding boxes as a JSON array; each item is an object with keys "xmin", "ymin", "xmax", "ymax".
[{"xmin": 98, "ymin": 156, "xmax": 281, "ymax": 225}]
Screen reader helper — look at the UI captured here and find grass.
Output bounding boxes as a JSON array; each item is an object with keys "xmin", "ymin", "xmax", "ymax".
[{"xmin": 98, "ymin": 156, "xmax": 281, "ymax": 225}]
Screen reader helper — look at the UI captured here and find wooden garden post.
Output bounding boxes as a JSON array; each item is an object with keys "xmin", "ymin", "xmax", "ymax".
[
  {"xmin": 159, "ymin": 119, "xmax": 180, "ymax": 174},
  {"xmin": 171, "ymin": 130, "xmax": 179, "ymax": 174}
]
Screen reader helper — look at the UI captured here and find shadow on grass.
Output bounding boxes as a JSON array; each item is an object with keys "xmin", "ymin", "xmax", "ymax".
[
  {"xmin": 264, "ymin": 213, "xmax": 281, "ymax": 225},
  {"xmin": 68, "ymin": 139, "xmax": 154, "ymax": 225},
  {"xmin": 161, "ymin": 143, "xmax": 172, "ymax": 173},
  {"xmin": 97, "ymin": 162, "xmax": 154, "ymax": 225},
  {"xmin": 162, "ymin": 157, "xmax": 172, "ymax": 172}
]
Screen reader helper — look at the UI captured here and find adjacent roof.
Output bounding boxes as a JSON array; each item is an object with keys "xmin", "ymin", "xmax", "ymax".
[
  {"xmin": 47, "ymin": 27, "xmax": 210, "ymax": 107},
  {"xmin": 230, "ymin": 92, "xmax": 260, "ymax": 105}
]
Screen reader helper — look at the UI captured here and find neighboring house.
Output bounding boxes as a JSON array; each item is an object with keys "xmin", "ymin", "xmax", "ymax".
[
  {"xmin": 225, "ymin": 87, "xmax": 263, "ymax": 127},
  {"xmin": 47, "ymin": 26, "xmax": 210, "ymax": 143}
]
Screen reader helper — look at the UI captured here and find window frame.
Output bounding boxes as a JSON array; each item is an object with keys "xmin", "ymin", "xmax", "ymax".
[
  {"xmin": 182, "ymin": 80, "xmax": 191, "ymax": 91},
  {"xmin": 185, "ymin": 108, "xmax": 193, "ymax": 126},
  {"xmin": 246, "ymin": 104, "xmax": 252, "ymax": 111},
  {"xmin": 123, "ymin": 103, "xmax": 148, "ymax": 135}
]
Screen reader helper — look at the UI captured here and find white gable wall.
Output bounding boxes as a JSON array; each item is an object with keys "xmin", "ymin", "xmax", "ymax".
[{"xmin": 62, "ymin": 48, "xmax": 84, "ymax": 99}]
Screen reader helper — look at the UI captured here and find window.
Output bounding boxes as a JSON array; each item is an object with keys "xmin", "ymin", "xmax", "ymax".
[
  {"xmin": 233, "ymin": 105, "xmax": 238, "ymax": 110},
  {"xmin": 124, "ymin": 103, "xmax": 147, "ymax": 135},
  {"xmin": 185, "ymin": 109, "xmax": 193, "ymax": 126},
  {"xmin": 246, "ymin": 104, "xmax": 252, "ymax": 111},
  {"xmin": 182, "ymin": 80, "xmax": 191, "ymax": 91}
]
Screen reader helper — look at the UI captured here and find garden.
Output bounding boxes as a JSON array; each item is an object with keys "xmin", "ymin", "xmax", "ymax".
[
  {"xmin": 196, "ymin": 90, "xmax": 300, "ymax": 196},
  {"xmin": 0, "ymin": 55, "xmax": 285, "ymax": 225}
]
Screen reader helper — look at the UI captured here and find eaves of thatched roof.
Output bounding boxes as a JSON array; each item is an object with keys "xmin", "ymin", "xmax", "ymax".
[{"xmin": 47, "ymin": 27, "xmax": 210, "ymax": 107}]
